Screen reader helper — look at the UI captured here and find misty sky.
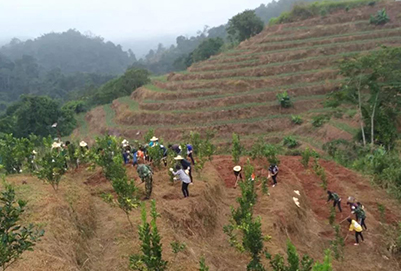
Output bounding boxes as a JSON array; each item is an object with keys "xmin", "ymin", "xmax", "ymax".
[{"xmin": 1, "ymin": 0, "xmax": 267, "ymax": 42}]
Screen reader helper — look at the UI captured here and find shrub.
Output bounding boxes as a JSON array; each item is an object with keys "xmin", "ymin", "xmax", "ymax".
[
  {"xmin": 331, "ymin": 225, "xmax": 344, "ymax": 261},
  {"xmin": 301, "ymin": 148, "xmax": 318, "ymax": 169},
  {"xmin": 0, "ymin": 183, "xmax": 44, "ymax": 270},
  {"xmin": 34, "ymin": 140, "xmax": 67, "ymax": 191},
  {"xmin": 276, "ymin": 91, "xmax": 292, "ymax": 108},
  {"xmin": 231, "ymin": 133, "xmax": 242, "ymax": 163},
  {"xmin": 312, "ymin": 114, "xmax": 330, "ymax": 127},
  {"xmin": 291, "ymin": 115, "xmax": 303, "ymax": 125},
  {"xmin": 270, "ymin": 241, "xmax": 315, "ymax": 271},
  {"xmin": 263, "ymin": 144, "xmax": 280, "ymax": 165},
  {"xmin": 130, "ymin": 200, "xmax": 168, "ymax": 271},
  {"xmin": 283, "ymin": 136, "xmax": 298, "ymax": 149},
  {"xmin": 199, "ymin": 257, "xmax": 210, "ymax": 271},
  {"xmin": 312, "ymin": 250, "xmax": 333, "ymax": 270},
  {"xmin": 0, "ymin": 134, "xmax": 36, "ymax": 174},
  {"xmin": 170, "ymin": 241, "xmax": 186, "ymax": 254},
  {"xmin": 370, "ymin": 8, "xmax": 389, "ymax": 25},
  {"xmin": 329, "ymin": 207, "xmax": 336, "ymax": 226}
]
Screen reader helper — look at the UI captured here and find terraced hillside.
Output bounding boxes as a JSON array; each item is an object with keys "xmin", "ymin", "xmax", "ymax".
[{"xmin": 74, "ymin": 1, "xmax": 401, "ymax": 149}]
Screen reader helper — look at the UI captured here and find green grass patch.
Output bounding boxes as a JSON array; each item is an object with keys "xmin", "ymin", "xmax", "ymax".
[
  {"xmin": 269, "ymin": 0, "xmax": 377, "ymax": 25},
  {"xmin": 116, "ymin": 96, "xmax": 139, "ymax": 111},
  {"xmin": 150, "ymin": 75, "xmax": 167, "ymax": 82},
  {"xmin": 74, "ymin": 113, "xmax": 89, "ymax": 137},
  {"xmin": 330, "ymin": 120, "xmax": 359, "ymax": 134},
  {"xmin": 103, "ymin": 104, "xmax": 117, "ymax": 128}
]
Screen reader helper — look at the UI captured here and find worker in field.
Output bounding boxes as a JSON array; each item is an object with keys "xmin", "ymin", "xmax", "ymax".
[
  {"xmin": 160, "ymin": 144, "xmax": 168, "ymax": 166},
  {"xmin": 347, "ymin": 218, "xmax": 364, "ymax": 246},
  {"xmin": 168, "ymin": 144, "xmax": 182, "ymax": 155},
  {"xmin": 137, "ymin": 164, "xmax": 154, "ymax": 199},
  {"xmin": 346, "ymin": 196, "xmax": 358, "ymax": 211},
  {"xmin": 174, "ymin": 155, "xmax": 193, "ymax": 183},
  {"xmin": 137, "ymin": 147, "xmax": 145, "ymax": 163},
  {"xmin": 268, "ymin": 164, "xmax": 279, "ymax": 187},
  {"xmin": 352, "ymin": 202, "xmax": 367, "ymax": 230},
  {"xmin": 170, "ymin": 165, "xmax": 191, "ymax": 198},
  {"xmin": 327, "ymin": 191, "xmax": 342, "ymax": 212},
  {"xmin": 148, "ymin": 136, "xmax": 159, "ymax": 147},
  {"xmin": 132, "ymin": 149, "xmax": 138, "ymax": 167},
  {"xmin": 233, "ymin": 165, "xmax": 243, "ymax": 188},
  {"xmin": 186, "ymin": 144, "xmax": 195, "ymax": 165}
]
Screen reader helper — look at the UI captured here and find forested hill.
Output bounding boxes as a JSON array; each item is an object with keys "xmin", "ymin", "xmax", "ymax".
[
  {"xmin": 0, "ymin": 29, "xmax": 136, "ymax": 75},
  {"xmin": 134, "ymin": 0, "xmax": 318, "ymax": 74}
]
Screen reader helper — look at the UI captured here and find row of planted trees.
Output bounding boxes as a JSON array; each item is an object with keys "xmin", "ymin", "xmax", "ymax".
[{"xmin": 223, "ymin": 160, "xmax": 333, "ymax": 270}]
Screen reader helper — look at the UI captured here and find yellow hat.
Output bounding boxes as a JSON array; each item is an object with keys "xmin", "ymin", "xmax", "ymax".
[
  {"xmin": 174, "ymin": 155, "xmax": 184, "ymax": 160},
  {"xmin": 79, "ymin": 141, "xmax": 88, "ymax": 147},
  {"xmin": 150, "ymin": 136, "xmax": 159, "ymax": 142}
]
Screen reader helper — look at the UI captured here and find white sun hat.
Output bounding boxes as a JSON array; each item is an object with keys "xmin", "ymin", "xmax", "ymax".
[
  {"xmin": 150, "ymin": 136, "xmax": 159, "ymax": 142},
  {"xmin": 32, "ymin": 150, "xmax": 37, "ymax": 155},
  {"xmin": 51, "ymin": 142, "xmax": 61, "ymax": 149},
  {"xmin": 174, "ymin": 155, "xmax": 184, "ymax": 160},
  {"xmin": 79, "ymin": 141, "xmax": 88, "ymax": 147},
  {"xmin": 233, "ymin": 166, "xmax": 242, "ymax": 172}
]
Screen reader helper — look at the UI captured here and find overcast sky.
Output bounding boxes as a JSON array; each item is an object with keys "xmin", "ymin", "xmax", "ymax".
[{"xmin": 0, "ymin": 0, "xmax": 266, "ymax": 42}]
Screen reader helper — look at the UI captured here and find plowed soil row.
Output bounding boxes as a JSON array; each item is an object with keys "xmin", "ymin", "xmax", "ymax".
[
  {"xmin": 108, "ymin": 117, "xmax": 294, "ymax": 142},
  {"xmin": 138, "ymin": 84, "xmax": 337, "ymax": 111},
  {"xmin": 233, "ymin": 2, "xmax": 401, "ymax": 44},
  {"xmin": 198, "ymin": 36, "xmax": 401, "ymax": 67},
  {"xmin": 134, "ymin": 80, "xmax": 342, "ymax": 103},
  {"xmin": 160, "ymin": 69, "xmax": 338, "ymax": 91},
  {"xmin": 173, "ymin": 56, "xmax": 340, "ymax": 81},
  {"xmin": 243, "ymin": 27, "xmax": 401, "ymax": 53},
  {"xmin": 240, "ymin": 20, "xmax": 401, "ymax": 48},
  {"xmin": 115, "ymin": 98, "xmax": 323, "ymax": 126}
]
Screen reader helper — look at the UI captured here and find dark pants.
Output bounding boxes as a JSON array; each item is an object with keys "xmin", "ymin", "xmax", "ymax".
[
  {"xmin": 333, "ymin": 200, "xmax": 342, "ymax": 212},
  {"xmin": 188, "ymin": 168, "xmax": 193, "ymax": 182},
  {"xmin": 355, "ymin": 231, "xmax": 364, "ymax": 243},
  {"xmin": 272, "ymin": 174, "xmax": 277, "ymax": 185},
  {"xmin": 188, "ymin": 152, "xmax": 195, "ymax": 165},
  {"xmin": 359, "ymin": 218, "xmax": 367, "ymax": 230},
  {"xmin": 182, "ymin": 182, "xmax": 189, "ymax": 197}
]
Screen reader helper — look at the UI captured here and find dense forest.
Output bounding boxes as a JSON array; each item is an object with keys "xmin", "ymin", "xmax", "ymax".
[{"xmin": 0, "ymin": 30, "xmax": 138, "ymax": 110}]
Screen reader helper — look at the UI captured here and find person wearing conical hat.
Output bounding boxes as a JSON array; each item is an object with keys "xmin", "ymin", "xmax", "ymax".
[
  {"xmin": 233, "ymin": 165, "xmax": 243, "ymax": 188},
  {"xmin": 149, "ymin": 136, "xmax": 159, "ymax": 148},
  {"xmin": 170, "ymin": 165, "xmax": 191, "ymax": 198},
  {"xmin": 174, "ymin": 155, "xmax": 193, "ymax": 183}
]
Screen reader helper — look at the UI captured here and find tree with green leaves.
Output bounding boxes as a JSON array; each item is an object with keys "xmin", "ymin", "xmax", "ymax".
[
  {"xmin": 232, "ymin": 133, "xmax": 242, "ymax": 164},
  {"xmin": 0, "ymin": 134, "xmax": 36, "ymax": 174},
  {"xmin": 270, "ymin": 241, "xmax": 314, "ymax": 271},
  {"xmin": 130, "ymin": 200, "xmax": 168, "ymax": 271},
  {"xmin": 227, "ymin": 10, "xmax": 264, "ymax": 43},
  {"xmin": 192, "ymin": 38, "xmax": 224, "ymax": 63},
  {"xmin": 199, "ymin": 256, "xmax": 210, "ymax": 271},
  {"xmin": 34, "ymin": 138, "xmax": 67, "ymax": 191},
  {"xmin": 333, "ymin": 47, "xmax": 401, "ymax": 149},
  {"xmin": 0, "ymin": 183, "xmax": 44, "ymax": 270},
  {"xmin": 0, "ymin": 95, "xmax": 76, "ymax": 138}
]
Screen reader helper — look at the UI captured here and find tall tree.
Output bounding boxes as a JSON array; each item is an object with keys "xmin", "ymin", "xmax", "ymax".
[{"xmin": 227, "ymin": 10, "xmax": 264, "ymax": 43}]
